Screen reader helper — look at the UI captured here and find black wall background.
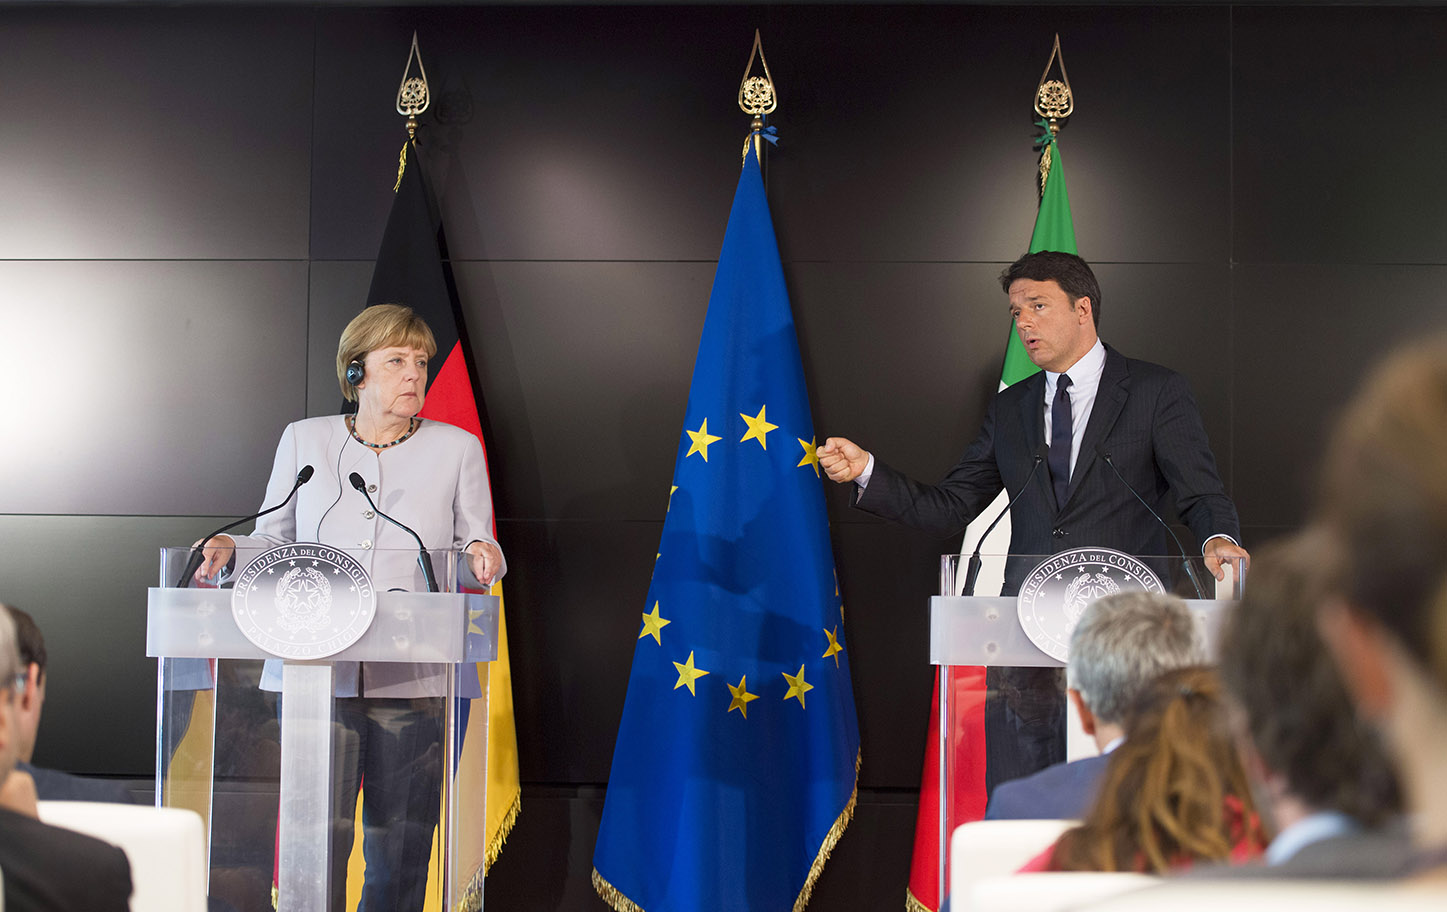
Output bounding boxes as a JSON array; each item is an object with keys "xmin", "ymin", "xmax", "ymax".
[{"xmin": 2, "ymin": 3, "xmax": 1446, "ymax": 909}]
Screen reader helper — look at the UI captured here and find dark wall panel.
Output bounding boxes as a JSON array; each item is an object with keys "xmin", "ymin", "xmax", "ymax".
[
  {"xmin": 0, "ymin": 260, "xmax": 309, "ymax": 516},
  {"xmin": 1090, "ymin": 263, "xmax": 1234, "ymax": 490},
  {"xmin": 453, "ymin": 260, "xmax": 713, "ymax": 522},
  {"xmin": 311, "ymin": 6, "xmax": 751, "ymax": 262},
  {"xmin": 1234, "ymin": 6, "xmax": 1447, "ymax": 265},
  {"xmin": 830, "ymin": 520, "xmax": 943, "ymax": 788},
  {"xmin": 0, "ymin": 514, "xmax": 234, "ymax": 775},
  {"xmin": 788, "ymin": 261, "xmax": 1008, "ymax": 497},
  {"xmin": 306, "ymin": 260, "xmax": 377, "ymax": 419},
  {"xmin": 0, "ymin": 9, "xmax": 313, "ymax": 260},
  {"xmin": 500, "ymin": 519, "xmax": 659, "ymax": 783},
  {"xmin": 1231, "ymin": 263, "xmax": 1447, "ymax": 528},
  {"xmin": 309, "ymin": 8, "xmax": 437, "ymax": 262},
  {"xmin": 767, "ymin": 5, "xmax": 1231, "ymax": 266}
]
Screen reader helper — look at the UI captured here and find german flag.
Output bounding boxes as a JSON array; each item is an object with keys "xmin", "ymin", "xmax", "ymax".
[{"xmin": 363, "ymin": 136, "xmax": 521, "ymax": 910}]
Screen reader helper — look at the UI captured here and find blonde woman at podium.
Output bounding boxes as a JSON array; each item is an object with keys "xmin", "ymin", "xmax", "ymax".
[{"xmin": 193, "ymin": 303, "xmax": 505, "ymax": 912}]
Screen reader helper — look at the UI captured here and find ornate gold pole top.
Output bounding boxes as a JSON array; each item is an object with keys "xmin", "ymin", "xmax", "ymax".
[
  {"xmin": 1034, "ymin": 33, "xmax": 1074, "ymax": 136},
  {"xmin": 738, "ymin": 30, "xmax": 778, "ymax": 163},
  {"xmin": 395, "ymin": 31, "xmax": 431, "ymax": 141}
]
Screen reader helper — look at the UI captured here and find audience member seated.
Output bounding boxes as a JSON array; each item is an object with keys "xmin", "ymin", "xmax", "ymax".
[
  {"xmin": 1021, "ymin": 666, "xmax": 1266, "ymax": 873},
  {"xmin": 987, "ymin": 590, "xmax": 1203, "ymax": 820},
  {"xmin": 0, "ymin": 603, "xmax": 133, "ymax": 910},
  {"xmin": 1211, "ymin": 532, "xmax": 1408, "ymax": 878},
  {"xmin": 1318, "ymin": 336, "xmax": 1447, "ymax": 883},
  {"xmin": 1, "ymin": 604, "xmax": 137, "ymax": 804}
]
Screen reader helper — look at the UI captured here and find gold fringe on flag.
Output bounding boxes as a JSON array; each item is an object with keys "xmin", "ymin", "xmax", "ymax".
[
  {"xmin": 592, "ymin": 868, "xmax": 648, "ymax": 912},
  {"xmin": 791, "ymin": 749, "xmax": 861, "ymax": 912},
  {"xmin": 904, "ymin": 886, "xmax": 933, "ymax": 912},
  {"xmin": 451, "ymin": 788, "xmax": 522, "ymax": 912},
  {"xmin": 484, "ymin": 788, "xmax": 521, "ymax": 872},
  {"xmin": 590, "ymin": 750, "xmax": 860, "ymax": 912}
]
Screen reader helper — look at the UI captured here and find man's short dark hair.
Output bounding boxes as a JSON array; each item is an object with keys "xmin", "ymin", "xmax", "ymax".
[
  {"xmin": 999, "ymin": 251, "xmax": 1102, "ymax": 328},
  {"xmin": 1218, "ymin": 532, "xmax": 1401, "ymax": 826},
  {"xmin": 2, "ymin": 605, "xmax": 46, "ymax": 683}
]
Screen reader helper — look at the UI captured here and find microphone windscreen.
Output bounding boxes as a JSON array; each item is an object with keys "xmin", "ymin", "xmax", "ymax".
[
  {"xmin": 348, "ymin": 472, "xmax": 366, "ymax": 491},
  {"xmin": 297, "ymin": 465, "xmax": 315, "ymax": 484}
]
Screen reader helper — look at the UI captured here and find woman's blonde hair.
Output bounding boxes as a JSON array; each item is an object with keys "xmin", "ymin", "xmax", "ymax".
[
  {"xmin": 1050, "ymin": 665, "xmax": 1261, "ymax": 873},
  {"xmin": 335, "ymin": 304, "xmax": 437, "ymax": 401}
]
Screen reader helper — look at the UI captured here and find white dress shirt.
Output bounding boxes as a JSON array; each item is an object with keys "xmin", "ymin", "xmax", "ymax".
[{"xmin": 1044, "ymin": 338, "xmax": 1107, "ymax": 481}]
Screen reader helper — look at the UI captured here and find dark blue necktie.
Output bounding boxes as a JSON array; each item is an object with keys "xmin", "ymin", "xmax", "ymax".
[{"xmin": 1049, "ymin": 373, "xmax": 1073, "ymax": 508}]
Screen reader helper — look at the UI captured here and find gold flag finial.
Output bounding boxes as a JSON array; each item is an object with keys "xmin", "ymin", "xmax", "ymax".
[
  {"xmin": 1034, "ymin": 33, "xmax": 1073, "ymax": 134},
  {"xmin": 395, "ymin": 31, "xmax": 431, "ymax": 141},
  {"xmin": 738, "ymin": 30, "xmax": 777, "ymax": 163},
  {"xmin": 1034, "ymin": 34, "xmax": 1073, "ymax": 194}
]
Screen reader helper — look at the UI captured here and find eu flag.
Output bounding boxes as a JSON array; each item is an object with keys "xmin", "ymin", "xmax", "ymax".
[{"xmin": 592, "ymin": 139, "xmax": 861, "ymax": 912}]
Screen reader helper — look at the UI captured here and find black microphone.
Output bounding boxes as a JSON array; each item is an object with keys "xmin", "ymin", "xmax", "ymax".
[
  {"xmin": 348, "ymin": 472, "xmax": 438, "ymax": 593},
  {"xmin": 175, "ymin": 465, "xmax": 315, "ymax": 588},
  {"xmin": 963, "ymin": 448, "xmax": 1047, "ymax": 596},
  {"xmin": 1094, "ymin": 445, "xmax": 1207, "ymax": 599}
]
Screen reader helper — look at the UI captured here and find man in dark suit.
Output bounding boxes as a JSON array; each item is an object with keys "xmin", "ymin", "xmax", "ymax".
[
  {"xmin": 2, "ymin": 604, "xmax": 137, "ymax": 804},
  {"xmin": 819, "ymin": 251, "xmax": 1248, "ymax": 787},
  {"xmin": 0, "ymin": 604, "xmax": 132, "ymax": 910},
  {"xmin": 986, "ymin": 589, "xmax": 1203, "ymax": 820}
]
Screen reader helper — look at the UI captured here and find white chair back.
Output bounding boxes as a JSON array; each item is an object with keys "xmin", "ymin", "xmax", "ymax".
[
  {"xmin": 1081, "ymin": 880, "xmax": 1447, "ymax": 911},
  {"xmin": 970, "ymin": 871, "xmax": 1155, "ymax": 912},
  {"xmin": 949, "ymin": 818, "xmax": 1077, "ymax": 912},
  {"xmin": 37, "ymin": 800, "xmax": 206, "ymax": 912}
]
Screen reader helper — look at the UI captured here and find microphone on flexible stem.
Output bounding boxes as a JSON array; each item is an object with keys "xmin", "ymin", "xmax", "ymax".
[
  {"xmin": 1093, "ymin": 445, "xmax": 1207, "ymax": 599},
  {"xmin": 348, "ymin": 472, "xmax": 438, "ymax": 593},
  {"xmin": 963, "ymin": 449, "xmax": 1047, "ymax": 596},
  {"xmin": 175, "ymin": 465, "xmax": 315, "ymax": 588}
]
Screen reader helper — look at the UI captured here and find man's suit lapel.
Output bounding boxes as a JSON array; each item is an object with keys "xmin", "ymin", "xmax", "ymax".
[
  {"xmin": 1065, "ymin": 346, "xmax": 1130, "ymax": 508},
  {"xmin": 1015, "ymin": 372, "xmax": 1056, "ymax": 508}
]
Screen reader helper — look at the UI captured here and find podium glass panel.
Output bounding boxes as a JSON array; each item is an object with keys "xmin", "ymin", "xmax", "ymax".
[
  {"xmin": 929, "ymin": 551, "xmax": 1245, "ymax": 903},
  {"xmin": 151, "ymin": 546, "xmax": 499, "ymax": 912}
]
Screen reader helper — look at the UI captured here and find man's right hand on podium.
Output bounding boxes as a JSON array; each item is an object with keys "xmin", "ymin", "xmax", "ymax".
[
  {"xmin": 193, "ymin": 534, "xmax": 236, "ymax": 583},
  {"xmin": 817, "ymin": 437, "xmax": 870, "ymax": 485}
]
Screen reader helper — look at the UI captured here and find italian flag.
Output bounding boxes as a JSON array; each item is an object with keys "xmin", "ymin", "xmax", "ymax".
[{"xmin": 905, "ymin": 124, "xmax": 1077, "ymax": 912}]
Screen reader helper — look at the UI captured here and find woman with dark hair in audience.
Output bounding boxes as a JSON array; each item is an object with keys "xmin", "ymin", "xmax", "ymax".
[{"xmin": 1021, "ymin": 665, "xmax": 1265, "ymax": 873}]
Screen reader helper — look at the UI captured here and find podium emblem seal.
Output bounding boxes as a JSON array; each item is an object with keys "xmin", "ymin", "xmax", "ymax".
[
  {"xmin": 1017, "ymin": 548, "xmax": 1165, "ymax": 662},
  {"xmin": 232, "ymin": 543, "xmax": 376, "ymax": 659}
]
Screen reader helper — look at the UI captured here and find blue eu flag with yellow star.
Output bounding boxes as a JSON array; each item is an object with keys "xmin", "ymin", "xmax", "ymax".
[{"xmin": 592, "ymin": 138, "xmax": 861, "ymax": 912}]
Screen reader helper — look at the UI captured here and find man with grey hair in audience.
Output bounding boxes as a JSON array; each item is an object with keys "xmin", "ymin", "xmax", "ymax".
[
  {"xmin": 985, "ymin": 589, "xmax": 1203, "ymax": 819},
  {"xmin": 0, "ymin": 601, "xmax": 132, "ymax": 910}
]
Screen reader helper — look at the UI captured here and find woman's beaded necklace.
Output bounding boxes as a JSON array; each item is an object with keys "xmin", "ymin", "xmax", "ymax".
[{"xmin": 347, "ymin": 414, "xmax": 418, "ymax": 450}]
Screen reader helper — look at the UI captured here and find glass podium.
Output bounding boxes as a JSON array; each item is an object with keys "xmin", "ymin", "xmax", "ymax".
[
  {"xmin": 148, "ymin": 546, "xmax": 499, "ymax": 912},
  {"xmin": 928, "ymin": 551, "xmax": 1246, "ymax": 903}
]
